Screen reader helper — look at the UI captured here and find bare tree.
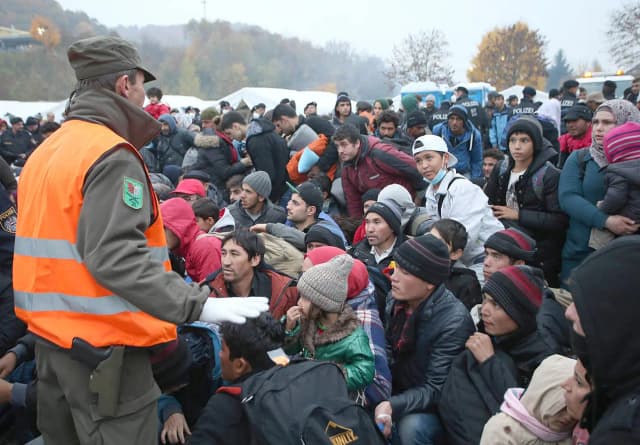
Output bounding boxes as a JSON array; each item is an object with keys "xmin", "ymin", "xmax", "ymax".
[
  {"xmin": 385, "ymin": 30, "xmax": 455, "ymax": 87},
  {"xmin": 607, "ymin": 2, "xmax": 640, "ymax": 69}
]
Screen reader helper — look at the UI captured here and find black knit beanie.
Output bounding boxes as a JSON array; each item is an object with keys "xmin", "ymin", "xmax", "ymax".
[
  {"xmin": 366, "ymin": 201, "xmax": 402, "ymax": 236},
  {"xmin": 393, "ymin": 234, "xmax": 450, "ymax": 286},
  {"xmin": 484, "ymin": 228, "xmax": 537, "ymax": 263},
  {"xmin": 506, "ymin": 115, "xmax": 544, "ymax": 152},
  {"xmin": 304, "ymin": 223, "xmax": 345, "ymax": 249},
  {"xmin": 483, "ymin": 265, "xmax": 544, "ymax": 335}
]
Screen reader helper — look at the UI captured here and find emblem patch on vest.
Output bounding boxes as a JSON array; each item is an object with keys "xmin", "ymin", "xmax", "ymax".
[
  {"xmin": 0, "ymin": 206, "xmax": 16, "ymax": 233},
  {"xmin": 123, "ymin": 177, "xmax": 144, "ymax": 210}
]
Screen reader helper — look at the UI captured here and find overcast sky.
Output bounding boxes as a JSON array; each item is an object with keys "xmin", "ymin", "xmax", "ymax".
[{"xmin": 57, "ymin": 0, "xmax": 625, "ymax": 82}]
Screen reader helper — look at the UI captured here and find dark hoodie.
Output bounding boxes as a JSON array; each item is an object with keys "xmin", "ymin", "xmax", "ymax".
[
  {"xmin": 155, "ymin": 114, "xmax": 195, "ymax": 170},
  {"xmin": 570, "ymin": 236, "xmax": 640, "ymax": 443},
  {"xmin": 190, "ymin": 129, "xmax": 247, "ymax": 192},
  {"xmin": 485, "ymin": 116, "xmax": 568, "ymax": 287},
  {"xmin": 161, "ymin": 198, "xmax": 221, "ymax": 282},
  {"xmin": 245, "ymin": 118, "xmax": 290, "ymax": 203}
]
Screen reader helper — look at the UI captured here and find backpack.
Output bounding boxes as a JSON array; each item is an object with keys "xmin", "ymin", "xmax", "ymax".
[
  {"xmin": 199, "ymin": 231, "xmax": 304, "ymax": 278},
  {"xmin": 437, "ymin": 176, "xmax": 464, "ymax": 217},
  {"xmin": 235, "ymin": 359, "xmax": 386, "ymax": 445},
  {"xmin": 497, "ymin": 159, "xmax": 552, "ymax": 202}
]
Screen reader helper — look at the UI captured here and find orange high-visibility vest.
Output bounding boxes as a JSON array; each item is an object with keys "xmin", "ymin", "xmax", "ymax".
[{"xmin": 13, "ymin": 120, "xmax": 177, "ymax": 349}]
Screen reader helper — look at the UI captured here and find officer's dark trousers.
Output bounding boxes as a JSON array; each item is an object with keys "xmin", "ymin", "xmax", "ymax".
[{"xmin": 35, "ymin": 341, "xmax": 159, "ymax": 445}]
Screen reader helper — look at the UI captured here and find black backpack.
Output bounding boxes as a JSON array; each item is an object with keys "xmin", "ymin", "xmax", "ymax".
[{"xmin": 238, "ymin": 359, "xmax": 386, "ymax": 445}]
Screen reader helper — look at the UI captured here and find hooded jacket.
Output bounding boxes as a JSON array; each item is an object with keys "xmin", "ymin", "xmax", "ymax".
[
  {"xmin": 485, "ymin": 134, "xmax": 568, "ymax": 287},
  {"xmin": 161, "ymin": 198, "xmax": 221, "ymax": 283},
  {"xmin": 570, "ymin": 236, "xmax": 640, "ymax": 443},
  {"xmin": 245, "ymin": 118, "xmax": 290, "ymax": 203},
  {"xmin": 155, "ymin": 114, "xmax": 195, "ymax": 170},
  {"xmin": 489, "ymin": 106, "xmax": 513, "ymax": 151},
  {"xmin": 599, "ymin": 158, "xmax": 640, "ymax": 221},
  {"xmin": 480, "ymin": 354, "xmax": 576, "ymax": 445},
  {"xmin": 190, "ymin": 129, "xmax": 247, "ymax": 192},
  {"xmin": 432, "ymin": 106, "xmax": 484, "ymax": 178},
  {"xmin": 341, "ymin": 135, "xmax": 424, "ymax": 218}
]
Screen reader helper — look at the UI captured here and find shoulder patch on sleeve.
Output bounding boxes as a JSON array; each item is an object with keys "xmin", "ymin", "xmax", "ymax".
[{"xmin": 123, "ymin": 177, "xmax": 144, "ymax": 210}]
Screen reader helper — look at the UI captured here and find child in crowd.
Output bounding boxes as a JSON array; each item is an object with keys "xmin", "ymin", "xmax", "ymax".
[
  {"xmin": 285, "ymin": 254, "xmax": 375, "ymax": 394},
  {"xmin": 430, "ymin": 219, "xmax": 482, "ymax": 310},
  {"xmin": 597, "ymin": 121, "xmax": 640, "ymax": 240},
  {"xmin": 191, "ymin": 197, "xmax": 219, "ymax": 233},
  {"xmin": 188, "ymin": 313, "xmax": 285, "ymax": 445}
]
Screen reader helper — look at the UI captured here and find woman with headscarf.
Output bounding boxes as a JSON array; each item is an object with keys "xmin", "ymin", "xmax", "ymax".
[{"xmin": 558, "ymin": 99, "xmax": 640, "ymax": 285}]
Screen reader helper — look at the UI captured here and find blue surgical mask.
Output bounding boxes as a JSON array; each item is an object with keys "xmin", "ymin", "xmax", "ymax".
[{"xmin": 425, "ymin": 168, "xmax": 447, "ymax": 185}]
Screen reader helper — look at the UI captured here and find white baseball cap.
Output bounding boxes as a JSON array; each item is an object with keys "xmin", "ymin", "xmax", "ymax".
[{"xmin": 412, "ymin": 135, "xmax": 458, "ymax": 167}]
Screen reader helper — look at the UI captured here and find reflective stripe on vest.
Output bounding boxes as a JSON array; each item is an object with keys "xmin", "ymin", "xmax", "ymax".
[
  {"xmin": 13, "ymin": 120, "xmax": 176, "ymax": 349},
  {"xmin": 14, "ymin": 236, "xmax": 169, "ymax": 263}
]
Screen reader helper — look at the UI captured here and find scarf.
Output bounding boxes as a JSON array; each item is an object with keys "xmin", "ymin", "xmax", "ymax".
[
  {"xmin": 590, "ymin": 99, "xmax": 640, "ymax": 168},
  {"xmin": 501, "ymin": 388, "xmax": 571, "ymax": 442}
]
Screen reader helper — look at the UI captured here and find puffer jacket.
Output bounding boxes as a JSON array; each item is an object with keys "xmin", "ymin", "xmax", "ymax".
[
  {"xmin": 341, "ymin": 135, "xmax": 424, "ymax": 218},
  {"xmin": 439, "ymin": 328, "xmax": 557, "ymax": 445},
  {"xmin": 160, "ymin": 198, "xmax": 221, "ymax": 282},
  {"xmin": 286, "ymin": 307, "xmax": 375, "ymax": 392},
  {"xmin": 599, "ymin": 158, "xmax": 640, "ymax": 222},
  {"xmin": 485, "ymin": 141, "xmax": 568, "ymax": 287},
  {"xmin": 350, "ymin": 234, "xmax": 405, "ymax": 273},
  {"xmin": 246, "ymin": 118, "xmax": 290, "ymax": 203},
  {"xmin": 155, "ymin": 114, "xmax": 195, "ymax": 170},
  {"xmin": 206, "ymin": 267, "xmax": 297, "ymax": 320},
  {"xmin": 385, "ymin": 285, "xmax": 475, "ymax": 419},
  {"xmin": 190, "ymin": 129, "xmax": 247, "ymax": 192}
]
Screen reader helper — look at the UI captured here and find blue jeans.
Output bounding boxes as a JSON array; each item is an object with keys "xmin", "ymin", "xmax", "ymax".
[{"xmin": 392, "ymin": 412, "xmax": 444, "ymax": 445}]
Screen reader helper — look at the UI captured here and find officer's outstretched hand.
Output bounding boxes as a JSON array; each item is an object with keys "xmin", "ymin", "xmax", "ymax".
[{"xmin": 199, "ymin": 297, "xmax": 269, "ymax": 324}]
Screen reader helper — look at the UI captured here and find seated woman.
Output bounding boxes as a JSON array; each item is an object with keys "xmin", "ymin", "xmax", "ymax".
[
  {"xmin": 485, "ymin": 116, "xmax": 568, "ymax": 287},
  {"xmin": 439, "ymin": 265, "xmax": 557, "ymax": 445},
  {"xmin": 480, "ymin": 354, "xmax": 577, "ymax": 445}
]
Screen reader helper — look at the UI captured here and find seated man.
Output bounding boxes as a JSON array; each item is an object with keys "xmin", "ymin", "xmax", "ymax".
[
  {"xmin": 483, "ymin": 228, "xmax": 572, "ymax": 353},
  {"xmin": 439, "ymin": 265, "xmax": 556, "ymax": 445},
  {"xmin": 250, "ymin": 181, "xmax": 346, "ymax": 251},
  {"xmin": 374, "ymin": 235, "xmax": 474, "ymax": 445},
  {"xmin": 188, "ymin": 312, "xmax": 284, "ymax": 445},
  {"xmin": 226, "ymin": 171, "xmax": 286, "ymax": 228},
  {"xmin": 203, "ymin": 230, "xmax": 298, "ymax": 319}
]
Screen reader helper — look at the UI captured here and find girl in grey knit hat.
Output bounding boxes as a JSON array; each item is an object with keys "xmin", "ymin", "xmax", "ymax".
[{"xmin": 284, "ymin": 255, "xmax": 375, "ymax": 395}]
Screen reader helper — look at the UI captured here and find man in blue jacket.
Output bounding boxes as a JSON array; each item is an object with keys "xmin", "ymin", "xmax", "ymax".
[
  {"xmin": 489, "ymin": 93, "xmax": 512, "ymax": 152},
  {"xmin": 432, "ymin": 105, "xmax": 483, "ymax": 179}
]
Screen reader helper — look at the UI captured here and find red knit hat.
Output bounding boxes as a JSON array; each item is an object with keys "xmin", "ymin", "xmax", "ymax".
[{"xmin": 603, "ymin": 121, "xmax": 640, "ymax": 164}]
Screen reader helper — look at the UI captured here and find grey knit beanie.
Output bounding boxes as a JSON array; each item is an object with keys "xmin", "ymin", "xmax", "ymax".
[
  {"xmin": 243, "ymin": 171, "xmax": 272, "ymax": 198},
  {"xmin": 297, "ymin": 255, "xmax": 354, "ymax": 312}
]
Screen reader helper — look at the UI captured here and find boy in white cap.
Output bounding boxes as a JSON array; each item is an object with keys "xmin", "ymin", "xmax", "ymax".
[{"xmin": 412, "ymin": 134, "xmax": 503, "ymax": 284}]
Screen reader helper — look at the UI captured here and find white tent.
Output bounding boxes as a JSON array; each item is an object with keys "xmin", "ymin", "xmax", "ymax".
[
  {"xmin": 215, "ymin": 87, "xmax": 344, "ymax": 116},
  {"xmin": 0, "ymin": 100, "xmax": 64, "ymax": 122},
  {"xmin": 500, "ymin": 85, "xmax": 549, "ymax": 102}
]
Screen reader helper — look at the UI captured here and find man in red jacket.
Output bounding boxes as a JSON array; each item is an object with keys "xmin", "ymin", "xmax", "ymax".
[
  {"xmin": 558, "ymin": 104, "xmax": 592, "ymax": 168},
  {"xmin": 334, "ymin": 124, "xmax": 425, "ymax": 218}
]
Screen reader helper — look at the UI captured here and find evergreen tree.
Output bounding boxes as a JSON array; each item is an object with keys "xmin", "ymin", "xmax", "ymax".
[{"xmin": 546, "ymin": 50, "xmax": 573, "ymax": 90}]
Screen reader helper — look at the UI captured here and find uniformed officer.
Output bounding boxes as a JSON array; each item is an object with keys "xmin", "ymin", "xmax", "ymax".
[
  {"xmin": 13, "ymin": 36, "xmax": 267, "ymax": 444},
  {"xmin": 512, "ymin": 86, "xmax": 539, "ymax": 116},
  {"xmin": 560, "ymin": 79, "xmax": 580, "ymax": 134}
]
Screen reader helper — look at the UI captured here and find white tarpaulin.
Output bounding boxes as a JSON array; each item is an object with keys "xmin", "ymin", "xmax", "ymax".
[
  {"xmin": 0, "ymin": 100, "xmax": 64, "ymax": 122},
  {"xmin": 500, "ymin": 85, "xmax": 549, "ymax": 102},
  {"xmin": 216, "ymin": 87, "xmax": 343, "ymax": 116}
]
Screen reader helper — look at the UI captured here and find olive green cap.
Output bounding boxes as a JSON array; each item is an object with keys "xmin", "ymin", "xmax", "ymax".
[
  {"xmin": 200, "ymin": 107, "xmax": 220, "ymax": 121},
  {"xmin": 67, "ymin": 36, "xmax": 156, "ymax": 82}
]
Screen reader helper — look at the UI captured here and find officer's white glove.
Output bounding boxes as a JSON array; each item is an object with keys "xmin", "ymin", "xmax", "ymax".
[{"xmin": 199, "ymin": 297, "xmax": 269, "ymax": 324}]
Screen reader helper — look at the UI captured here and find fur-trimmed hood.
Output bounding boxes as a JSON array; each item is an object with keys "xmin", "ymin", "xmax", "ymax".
[
  {"xmin": 193, "ymin": 133, "xmax": 220, "ymax": 149},
  {"xmin": 301, "ymin": 305, "xmax": 360, "ymax": 353}
]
